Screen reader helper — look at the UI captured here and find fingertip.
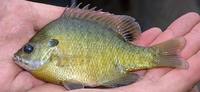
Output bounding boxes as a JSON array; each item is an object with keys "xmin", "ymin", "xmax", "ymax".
[
  {"xmin": 185, "ymin": 12, "xmax": 200, "ymax": 18},
  {"xmin": 145, "ymin": 27, "xmax": 163, "ymax": 36},
  {"xmin": 167, "ymin": 12, "xmax": 200, "ymax": 35},
  {"xmin": 146, "ymin": 27, "xmax": 162, "ymax": 32}
]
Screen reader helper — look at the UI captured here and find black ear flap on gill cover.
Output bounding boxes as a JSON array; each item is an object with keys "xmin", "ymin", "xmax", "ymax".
[{"xmin": 48, "ymin": 39, "xmax": 59, "ymax": 47}]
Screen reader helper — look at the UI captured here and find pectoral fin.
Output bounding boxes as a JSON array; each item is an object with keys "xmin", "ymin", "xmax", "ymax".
[
  {"xmin": 102, "ymin": 73, "xmax": 140, "ymax": 88},
  {"xmin": 62, "ymin": 81, "xmax": 84, "ymax": 90}
]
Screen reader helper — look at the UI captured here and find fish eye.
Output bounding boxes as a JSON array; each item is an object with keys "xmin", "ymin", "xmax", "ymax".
[
  {"xmin": 24, "ymin": 44, "xmax": 34, "ymax": 54},
  {"xmin": 48, "ymin": 39, "xmax": 59, "ymax": 47}
]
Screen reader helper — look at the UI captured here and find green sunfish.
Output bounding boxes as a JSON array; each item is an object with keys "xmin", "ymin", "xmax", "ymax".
[{"xmin": 13, "ymin": 4, "xmax": 188, "ymax": 90}]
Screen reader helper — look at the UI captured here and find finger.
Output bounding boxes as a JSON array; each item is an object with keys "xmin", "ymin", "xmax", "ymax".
[
  {"xmin": 144, "ymin": 12, "xmax": 200, "ymax": 82},
  {"xmin": 159, "ymin": 22, "xmax": 200, "ymax": 92},
  {"xmin": 11, "ymin": 71, "xmax": 45, "ymax": 92},
  {"xmin": 28, "ymin": 1, "xmax": 65, "ymax": 30},
  {"xmin": 28, "ymin": 83, "xmax": 66, "ymax": 92},
  {"xmin": 133, "ymin": 27, "xmax": 162, "ymax": 47},
  {"xmin": 151, "ymin": 12, "xmax": 200, "ymax": 44},
  {"xmin": 158, "ymin": 51, "xmax": 200, "ymax": 92},
  {"xmin": 0, "ymin": 61, "xmax": 22, "ymax": 91},
  {"xmin": 181, "ymin": 23, "xmax": 200, "ymax": 59}
]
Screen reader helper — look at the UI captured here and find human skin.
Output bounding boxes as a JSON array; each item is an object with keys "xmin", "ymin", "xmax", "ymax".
[{"xmin": 0, "ymin": 0, "xmax": 200, "ymax": 92}]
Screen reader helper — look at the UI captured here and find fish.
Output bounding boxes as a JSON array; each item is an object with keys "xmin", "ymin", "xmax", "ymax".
[{"xmin": 13, "ymin": 3, "xmax": 189, "ymax": 90}]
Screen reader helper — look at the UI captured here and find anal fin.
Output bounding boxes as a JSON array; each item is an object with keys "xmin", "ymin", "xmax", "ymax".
[
  {"xmin": 62, "ymin": 81, "xmax": 84, "ymax": 90},
  {"xmin": 102, "ymin": 73, "xmax": 140, "ymax": 88}
]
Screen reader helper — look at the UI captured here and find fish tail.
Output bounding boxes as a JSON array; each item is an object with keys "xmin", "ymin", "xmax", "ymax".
[{"xmin": 150, "ymin": 37, "xmax": 189, "ymax": 69}]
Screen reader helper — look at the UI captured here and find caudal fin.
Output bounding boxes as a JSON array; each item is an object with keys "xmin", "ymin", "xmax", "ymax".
[{"xmin": 150, "ymin": 37, "xmax": 189, "ymax": 69}]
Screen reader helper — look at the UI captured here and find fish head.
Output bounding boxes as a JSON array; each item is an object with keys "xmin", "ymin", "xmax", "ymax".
[{"xmin": 13, "ymin": 38, "xmax": 59, "ymax": 71}]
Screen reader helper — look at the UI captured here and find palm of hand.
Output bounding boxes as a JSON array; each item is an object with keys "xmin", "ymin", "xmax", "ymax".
[{"xmin": 1, "ymin": 0, "xmax": 200, "ymax": 92}]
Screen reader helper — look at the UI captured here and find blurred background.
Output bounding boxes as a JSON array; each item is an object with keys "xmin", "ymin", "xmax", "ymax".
[
  {"xmin": 28, "ymin": 0, "xmax": 200, "ymax": 32},
  {"xmin": 28, "ymin": 0, "xmax": 200, "ymax": 90}
]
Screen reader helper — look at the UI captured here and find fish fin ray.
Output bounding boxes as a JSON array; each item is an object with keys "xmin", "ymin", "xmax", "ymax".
[
  {"xmin": 150, "ymin": 37, "xmax": 189, "ymax": 69},
  {"xmin": 62, "ymin": 81, "xmax": 84, "ymax": 90},
  {"xmin": 117, "ymin": 15, "xmax": 141, "ymax": 42},
  {"xmin": 61, "ymin": 3, "xmax": 141, "ymax": 42},
  {"xmin": 75, "ymin": 3, "xmax": 82, "ymax": 8},
  {"xmin": 70, "ymin": 3, "xmax": 76, "ymax": 8},
  {"xmin": 90, "ymin": 6, "xmax": 97, "ymax": 11},
  {"xmin": 102, "ymin": 73, "xmax": 140, "ymax": 87}
]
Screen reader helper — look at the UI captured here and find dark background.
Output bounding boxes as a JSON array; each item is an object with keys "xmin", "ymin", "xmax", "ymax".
[
  {"xmin": 28, "ymin": 0, "xmax": 200, "ymax": 90},
  {"xmin": 28, "ymin": 0, "xmax": 200, "ymax": 32}
]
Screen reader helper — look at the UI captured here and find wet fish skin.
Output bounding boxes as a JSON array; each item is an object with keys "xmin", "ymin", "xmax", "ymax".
[{"xmin": 13, "ymin": 4, "xmax": 188, "ymax": 90}]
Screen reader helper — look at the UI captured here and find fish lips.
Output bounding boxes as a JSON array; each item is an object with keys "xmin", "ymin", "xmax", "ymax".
[
  {"xmin": 13, "ymin": 54, "xmax": 33, "ymax": 71},
  {"xmin": 13, "ymin": 53, "xmax": 51, "ymax": 71}
]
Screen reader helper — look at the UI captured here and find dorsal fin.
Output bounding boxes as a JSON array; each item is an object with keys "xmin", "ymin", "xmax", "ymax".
[{"xmin": 61, "ymin": 3, "xmax": 141, "ymax": 42}]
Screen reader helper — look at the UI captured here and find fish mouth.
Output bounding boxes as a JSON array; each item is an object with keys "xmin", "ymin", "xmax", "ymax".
[
  {"xmin": 13, "ymin": 54, "xmax": 32, "ymax": 71},
  {"xmin": 13, "ymin": 54, "xmax": 21, "ymax": 62},
  {"xmin": 13, "ymin": 54, "xmax": 30, "ymax": 65},
  {"xmin": 13, "ymin": 53, "xmax": 51, "ymax": 71}
]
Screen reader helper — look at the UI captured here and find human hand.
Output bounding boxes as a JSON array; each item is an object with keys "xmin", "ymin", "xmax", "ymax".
[{"xmin": 1, "ymin": 0, "xmax": 200, "ymax": 92}]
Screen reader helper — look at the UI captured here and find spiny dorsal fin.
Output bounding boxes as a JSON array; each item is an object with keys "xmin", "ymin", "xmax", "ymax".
[{"xmin": 61, "ymin": 3, "xmax": 141, "ymax": 42}]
